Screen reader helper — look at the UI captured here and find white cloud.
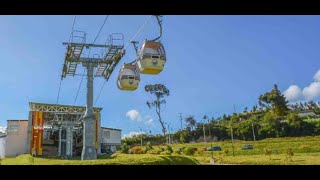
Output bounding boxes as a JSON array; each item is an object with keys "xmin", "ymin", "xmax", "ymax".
[
  {"xmin": 285, "ymin": 69, "xmax": 320, "ymax": 101},
  {"xmin": 0, "ymin": 126, "xmax": 6, "ymax": 133},
  {"xmin": 126, "ymin": 110, "xmax": 141, "ymax": 121},
  {"xmin": 314, "ymin": 69, "xmax": 320, "ymax": 82},
  {"xmin": 284, "ymin": 85, "xmax": 302, "ymax": 101},
  {"xmin": 302, "ymin": 82, "xmax": 320, "ymax": 100},
  {"xmin": 122, "ymin": 131, "xmax": 144, "ymax": 139},
  {"xmin": 144, "ymin": 116, "xmax": 154, "ymax": 125}
]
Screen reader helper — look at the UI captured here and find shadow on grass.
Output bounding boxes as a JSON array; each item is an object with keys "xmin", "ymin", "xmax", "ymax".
[{"xmin": 159, "ymin": 155, "xmax": 200, "ymax": 165}]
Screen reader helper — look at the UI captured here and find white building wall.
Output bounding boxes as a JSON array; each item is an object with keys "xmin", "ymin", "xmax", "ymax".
[
  {"xmin": 101, "ymin": 128, "xmax": 121, "ymax": 153},
  {"xmin": 5, "ymin": 120, "xmax": 28, "ymax": 157},
  {"xmin": 101, "ymin": 128, "xmax": 121, "ymax": 144},
  {"xmin": 0, "ymin": 136, "xmax": 5, "ymax": 158}
]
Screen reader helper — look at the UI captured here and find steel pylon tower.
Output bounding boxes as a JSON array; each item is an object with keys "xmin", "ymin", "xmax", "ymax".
[{"xmin": 61, "ymin": 31, "xmax": 125, "ymax": 160}]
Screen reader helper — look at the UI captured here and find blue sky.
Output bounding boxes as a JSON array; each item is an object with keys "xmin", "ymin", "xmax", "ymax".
[{"xmin": 0, "ymin": 15, "xmax": 320, "ymax": 137}]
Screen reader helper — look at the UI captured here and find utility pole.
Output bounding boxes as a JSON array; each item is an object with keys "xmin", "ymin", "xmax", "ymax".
[
  {"xmin": 61, "ymin": 32, "xmax": 125, "ymax": 160},
  {"xmin": 208, "ymin": 118, "xmax": 211, "ymax": 141},
  {"xmin": 251, "ymin": 123, "xmax": 256, "ymax": 141},
  {"xmin": 203, "ymin": 122, "xmax": 206, "ymax": 143},
  {"xmin": 231, "ymin": 104, "xmax": 236, "ymax": 157},
  {"xmin": 203, "ymin": 115, "xmax": 207, "ymax": 143},
  {"xmin": 139, "ymin": 127, "xmax": 143, "ymax": 147},
  {"xmin": 179, "ymin": 113, "xmax": 183, "ymax": 131},
  {"xmin": 167, "ymin": 124, "xmax": 171, "ymax": 145},
  {"xmin": 208, "ymin": 118, "xmax": 213, "ymax": 158},
  {"xmin": 230, "ymin": 125, "xmax": 235, "ymax": 156}
]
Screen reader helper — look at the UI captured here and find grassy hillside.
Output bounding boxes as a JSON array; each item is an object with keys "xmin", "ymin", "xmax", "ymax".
[
  {"xmin": 170, "ymin": 136, "xmax": 320, "ymax": 164},
  {"xmin": 171, "ymin": 136, "xmax": 320, "ymax": 156},
  {"xmin": 194, "ymin": 152, "xmax": 320, "ymax": 165}
]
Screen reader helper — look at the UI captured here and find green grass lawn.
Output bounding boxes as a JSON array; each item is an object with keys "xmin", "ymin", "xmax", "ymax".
[
  {"xmin": 1, "ymin": 136, "xmax": 319, "ymax": 165},
  {"xmin": 0, "ymin": 154, "xmax": 199, "ymax": 165},
  {"xmin": 171, "ymin": 136, "xmax": 320, "ymax": 164},
  {"xmin": 194, "ymin": 152, "xmax": 320, "ymax": 165},
  {"xmin": 171, "ymin": 136, "xmax": 320, "ymax": 156}
]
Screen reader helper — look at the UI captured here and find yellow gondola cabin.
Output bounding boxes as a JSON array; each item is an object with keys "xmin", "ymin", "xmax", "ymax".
[
  {"xmin": 136, "ymin": 41, "xmax": 166, "ymax": 75},
  {"xmin": 117, "ymin": 64, "xmax": 140, "ymax": 91}
]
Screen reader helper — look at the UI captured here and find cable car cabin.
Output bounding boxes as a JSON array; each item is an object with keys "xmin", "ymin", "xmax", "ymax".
[
  {"xmin": 117, "ymin": 64, "xmax": 140, "ymax": 91},
  {"xmin": 137, "ymin": 41, "xmax": 166, "ymax": 75}
]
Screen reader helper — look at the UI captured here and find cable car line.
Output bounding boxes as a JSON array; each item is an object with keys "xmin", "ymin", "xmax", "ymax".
[
  {"xmin": 150, "ymin": 15, "xmax": 163, "ymax": 42},
  {"xmin": 74, "ymin": 15, "xmax": 110, "ymax": 105},
  {"xmin": 135, "ymin": 15, "xmax": 166, "ymax": 75},
  {"xmin": 57, "ymin": 15, "xmax": 77, "ymax": 104},
  {"xmin": 123, "ymin": 15, "xmax": 152, "ymax": 51},
  {"xmin": 94, "ymin": 15, "xmax": 152, "ymax": 105}
]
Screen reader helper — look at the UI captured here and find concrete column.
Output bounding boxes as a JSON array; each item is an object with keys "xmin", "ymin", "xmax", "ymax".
[
  {"xmin": 26, "ymin": 111, "xmax": 33, "ymax": 154},
  {"xmin": 81, "ymin": 62, "xmax": 97, "ymax": 160},
  {"xmin": 66, "ymin": 123, "xmax": 72, "ymax": 157},
  {"xmin": 97, "ymin": 113, "xmax": 101, "ymax": 155},
  {"xmin": 58, "ymin": 126, "xmax": 62, "ymax": 156}
]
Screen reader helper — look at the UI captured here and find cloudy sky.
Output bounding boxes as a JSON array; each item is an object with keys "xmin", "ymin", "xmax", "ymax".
[{"xmin": 0, "ymin": 15, "xmax": 319, "ymax": 137}]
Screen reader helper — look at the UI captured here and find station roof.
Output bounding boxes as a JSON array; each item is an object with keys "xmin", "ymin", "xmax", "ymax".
[
  {"xmin": 29, "ymin": 102, "xmax": 103, "ymax": 113},
  {"xmin": 101, "ymin": 127, "xmax": 122, "ymax": 131}
]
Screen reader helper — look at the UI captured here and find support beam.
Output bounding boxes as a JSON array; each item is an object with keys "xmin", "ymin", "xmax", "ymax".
[
  {"xmin": 81, "ymin": 62, "xmax": 97, "ymax": 160},
  {"xmin": 63, "ymin": 42, "xmax": 122, "ymax": 49}
]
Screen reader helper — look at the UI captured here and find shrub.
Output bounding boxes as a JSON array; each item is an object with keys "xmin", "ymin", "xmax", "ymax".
[
  {"xmin": 128, "ymin": 149, "xmax": 134, "ymax": 154},
  {"xmin": 111, "ymin": 153, "xmax": 119, "ymax": 158},
  {"xmin": 159, "ymin": 146, "xmax": 165, "ymax": 152},
  {"xmin": 165, "ymin": 145, "xmax": 173, "ymax": 153},
  {"xmin": 287, "ymin": 113, "xmax": 302, "ymax": 126},
  {"xmin": 198, "ymin": 148, "xmax": 204, "ymax": 155},
  {"xmin": 264, "ymin": 148, "xmax": 272, "ymax": 160},
  {"xmin": 174, "ymin": 148, "xmax": 183, "ymax": 155},
  {"xmin": 120, "ymin": 143, "xmax": 130, "ymax": 154},
  {"xmin": 147, "ymin": 149, "xmax": 161, "ymax": 155},
  {"xmin": 285, "ymin": 148, "xmax": 294, "ymax": 162},
  {"xmin": 16, "ymin": 154, "xmax": 34, "ymax": 165},
  {"xmin": 145, "ymin": 142, "xmax": 153, "ymax": 153},
  {"xmin": 216, "ymin": 152, "xmax": 225, "ymax": 163},
  {"xmin": 182, "ymin": 147, "xmax": 195, "ymax": 156},
  {"xmin": 224, "ymin": 149, "xmax": 229, "ymax": 156},
  {"xmin": 131, "ymin": 146, "xmax": 144, "ymax": 154}
]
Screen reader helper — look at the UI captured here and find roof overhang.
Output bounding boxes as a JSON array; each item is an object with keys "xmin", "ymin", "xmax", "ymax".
[{"xmin": 29, "ymin": 102, "xmax": 102, "ymax": 113}]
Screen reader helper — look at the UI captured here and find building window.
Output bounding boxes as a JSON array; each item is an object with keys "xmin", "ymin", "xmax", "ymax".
[
  {"xmin": 103, "ymin": 130, "xmax": 110, "ymax": 139},
  {"xmin": 7, "ymin": 124, "xmax": 19, "ymax": 134}
]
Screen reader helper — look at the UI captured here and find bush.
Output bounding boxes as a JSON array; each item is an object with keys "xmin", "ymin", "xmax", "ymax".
[
  {"xmin": 16, "ymin": 154, "xmax": 34, "ymax": 164},
  {"xmin": 165, "ymin": 145, "xmax": 173, "ymax": 153},
  {"xmin": 145, "ymin": 142, "xmax": 153, "ymax": 153},
  {"xmin": 174, "ymin": 148, "xmax": 183, "ymax": 155},
  {"xmin": 147, "ymin": 149, "xmax": 161, "ymax": 155},
  {"xmin": 131, "ymin": 146, "xmax": 144, "ymax": 154},
  {"xmin": 128, "ymin": 149, "xmax": 134, "ymax": 154},
  {"xmin": 111, "ymin": 153, "xmax": 119, "ymax": 158},
  {"xmin": 264, "ymin": 148, "xmax": 272, "ymax": 160},
  {"xmin": 286, "ymin": 148, "xmax": 294, "ymax": 162},
  {"xmin": 198, "ymin": 148, "xmax": 204, "ymax": 155},
  {"xmin": 287, "ymin": 113, "xmax": 302, "ymax": 127},
  {"xmin": 224, "ymin": 149, "xmax": 229, "ymax": 156},
  {"xmin": 182, "ymin": 147, "xmax": 195, "ymax": 156},
  {"xmin": 120, "ymin": 143, "xmax": 130, "ymax": 154},
  {"xmin": 216, "ymin": 152, "xmax": 225, "ymax": 163}
]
